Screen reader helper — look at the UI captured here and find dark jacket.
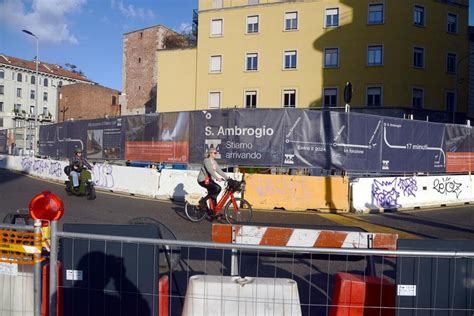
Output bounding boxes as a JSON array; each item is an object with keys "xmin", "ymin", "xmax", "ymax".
[{"xmin": 70, "ymin": 155, "xmax": 92, "ymax": 171}]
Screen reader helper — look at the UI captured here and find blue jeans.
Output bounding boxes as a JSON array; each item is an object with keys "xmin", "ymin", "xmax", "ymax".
[{"xmin": 71, "ymin": 170, "xmax": 80, "ymax": 187}]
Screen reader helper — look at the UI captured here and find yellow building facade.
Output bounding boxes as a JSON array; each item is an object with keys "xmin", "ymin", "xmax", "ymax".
[{"xmin": 157, "ymin": 0, "xmax": 469, "ymax": 114}]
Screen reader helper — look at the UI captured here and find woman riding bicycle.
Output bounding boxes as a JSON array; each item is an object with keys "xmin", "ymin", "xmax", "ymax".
[{"xmin": 197, "ymin": 148, "xmax": 229, "ymax": 211}]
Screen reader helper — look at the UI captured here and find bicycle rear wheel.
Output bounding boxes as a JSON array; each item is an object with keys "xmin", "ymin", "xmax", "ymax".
[
  {"xmin": 184, "ymin": 202, "xmax": 207, "ymax": 222},
  {"xmin": 224, "ymin": 198, "xmax": 253, "ymax": 224}
]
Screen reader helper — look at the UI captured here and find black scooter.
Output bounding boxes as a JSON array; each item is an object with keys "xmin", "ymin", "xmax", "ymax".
[{"xmin": 64, "ymin": 165, "xmax": 96, "ymax": 200}]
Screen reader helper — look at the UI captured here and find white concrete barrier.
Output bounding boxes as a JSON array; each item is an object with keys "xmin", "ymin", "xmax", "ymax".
[
  {"xmin": 3, "ymin": 154, "xmax": 471, "ymax": 211},
  {"xmin": 0, "ymin": 155, "xmax": 161, "ymax": 198},
  {"xmin": 0, "ymin": 155, "xmax": 242, "ymax": 202},
  {"xmin": 351, "ymin": 174, "xmax": 473, "ymax": 213},
  {"xmin": 0, "ymin": 263, "xmax": 34, "ymax": 315},
  {"xmin": 94, "ymin": 163, "xmax": 160, "ymax": 197},
  {"xmin": 182, "ymin": 275, "xmax": 301, "ymax": 316},
  {"xmin": 0, "ymin": 155, "xmax": 68, "ymax": 182}
]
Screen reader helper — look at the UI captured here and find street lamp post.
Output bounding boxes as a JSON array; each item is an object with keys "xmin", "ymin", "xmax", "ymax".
[
  {"xmin": 453, "ymin": 52, "xmax": 474, "ymax": 123},
  {"xmin": 22, "ymin": 29, "xmax": 39, "ymax": 155}
]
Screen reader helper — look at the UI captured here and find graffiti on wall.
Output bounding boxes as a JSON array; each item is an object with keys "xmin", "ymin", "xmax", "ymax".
[
  {"xmin": 433, "ymin": 177, "xmax": 463, "ymax": 198},
  {"xmin": 92, "ymin": 164, "xmax": 114, "ymax": 188},
  {"xmin": 20, "ymin": 157, "xmax": 115, "ymax": 188},
  {"xmin": 21, "ymin": 157, "xmax": 64, "ymax": 178},
  {"xmin": 398, "ymin": 177, "xmax": 418, "ymax": 197},
  {"xmin": 372, "ymin": 177, "xmax": 418, "ymax": 209}
]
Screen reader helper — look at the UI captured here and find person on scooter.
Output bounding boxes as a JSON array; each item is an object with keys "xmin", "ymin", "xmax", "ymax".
[{"xmin": 70, "ymin": 147, "xmax": 92, "ymax": 190}]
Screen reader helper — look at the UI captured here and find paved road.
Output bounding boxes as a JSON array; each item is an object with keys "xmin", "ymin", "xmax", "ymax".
[{"xmin": 1, "ymin": 169, "xmax": 473, "ymax": 241}]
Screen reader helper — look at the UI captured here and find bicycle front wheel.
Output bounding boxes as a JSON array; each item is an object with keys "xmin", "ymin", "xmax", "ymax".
[
  {"xmin": 184, "ymin": 202, "xmax": 207, "ymax": 222},
  {"xmin": 224, "ymin": 198, "xmax": 253, "ymax": 224}
]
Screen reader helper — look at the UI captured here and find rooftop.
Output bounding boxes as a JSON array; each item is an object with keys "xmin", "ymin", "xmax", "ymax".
[{"xmin": 0, "ymin": 53, "xmax": 90, "ymax": 82}]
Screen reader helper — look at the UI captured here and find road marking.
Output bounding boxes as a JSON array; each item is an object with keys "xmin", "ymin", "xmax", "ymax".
[{"xmin": 318, "ymin": 213, "xmax": 420, "ymax": 239}]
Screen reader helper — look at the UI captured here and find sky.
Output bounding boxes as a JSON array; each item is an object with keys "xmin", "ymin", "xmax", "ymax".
[
  {"xmin": 0, "ymin": 0, "xmax": 473, "ymax": 92},
  {"xmin": 0, "ymin": 0, "xmax": 198, "ymax": 91}
]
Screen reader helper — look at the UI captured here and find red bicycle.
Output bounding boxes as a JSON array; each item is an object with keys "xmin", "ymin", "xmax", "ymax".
[{"xmin": 185, "ymin": 179, "xmax": 253, "ymax": 223}]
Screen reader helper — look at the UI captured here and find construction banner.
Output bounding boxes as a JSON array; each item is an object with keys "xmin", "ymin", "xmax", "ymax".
[{"xmin": 35, "ymin": 109, "xmax": 474, "ymax": 173}]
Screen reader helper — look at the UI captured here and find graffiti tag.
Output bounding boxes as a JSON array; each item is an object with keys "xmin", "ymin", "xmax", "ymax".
[
  {"xmin": 21, "ymin": 157, "xmax": 64, "ymax": 178},
  {"xmin": 49, "ymin": 162, "xmax": 63, "ymax": 178},
  {"xmin": 433, "ymin": 177, "xmax": 462, "ymax": 198},
  {"xmin": 92, "ymin": 164, "xmax": 114, "ymax": 188},
  {"xmin": 21, "ymin": 157, "xmax": 33, "ymax": 169},
  {"xmin": 372, "ymin": 178, "xmax": 401, "ymax": 209},
  {"xmin": 398, "ymin": 177, "xmax": 418, "ymax": 197}
]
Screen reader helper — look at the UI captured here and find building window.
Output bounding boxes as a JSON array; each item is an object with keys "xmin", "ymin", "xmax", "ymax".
[
  {"xmin": 212, "ymin": 0, "xmax": 223, "ymax": 9},
  {"xmin": 43, "ymin": 107, "xmax": 48, "ymax": 115},
  {"xmin": 246, "ymin": 53, "xmax": 258, "ymax": 71},
  {"xmin": 17, "ymin": 88, "xmax": 22, "ymax": 98},
  {"xmin": 211, "ymin": 19, "xmax": 223, "ymax": 36},
  {"xmin": 447, "ymin": 53, "xmax": 456, "ymax": 73},
  {"xmin": 30, "ymin": 90, "xmax": 35, "ymax": 100},
  {"xmin": 366, "ymin": 87, "xmax": 382, "ymax": 107},
  {"xmin": 283, "ymin": 89, "xmax": 296, "ymax": 108},
  {"xmin": 31, "ymin": 75, "xmax": 35, "ymax": 84},
  {"xmin": 248, "ymin": 0, "xmax": 259, "ymax": 4},
  {"xmin": 17, "ymin": 73, "xmax": 22, "ymax": 82},
  {"xmin": 58, "ymin": 81, "xmax": 63, "ymax": 87},
  {"xmin": 138, "ymin": 57, "xmax": 141, "ymax": 63},
  {"xmin": 30, "ymin": 106, "xmax": 35, "ymax": 115},
  {"xmin": 412, "ymin": 88, "xmax": 424, "ymax": 108},
  {"xmin": 245, "ymin": 91, "xmax": 257, "ymax": 108},
  {"xmin": 414, "ymin": 5, "xmax": 425, "ymax": 26},
  {"xmin": 0, "ymin": 70, "xmax": 4, "ymax": 79},
  {"xmin": 44, "ymin": 78, "xmax": 48, "ymax": 87},
  {"xmin": 413, "ymin": 47, "xmax": 424, "ymax": 68},
  {"xmin": 323, "ymin": 88, "xmax": 338, "ymax": 107},
  {"xmin": 324, "ymin": 48, "xmax": 339, "ymax": 68},
  {"xmin": 209, "ymin": 55, "xmax": 222, "ymax": 73},
  {"xmin": 112, "ymin": 96, "xmax": 117, "ymax": 105},
  {"xmin": 43, "ymin": 92, "xmax": 48, "ymax": 101},
  {"xmin": 139, "ymin": 32, "xmax": 143, "ymax": 39},
  {"xmin": 367, "ymin": 45, "xmax": 383, "ymax": 66},
  {"xmin": 447, "ymin": 13, "xmax": 457, "ymax": 33},
  {"xmin": 0, "ymin": 118, "xmax": 3, "ymax": 128},
  {"xmin": 247, "ymin": 15, "xmax": 259, "ymax": 33},
  {"xmin": 446, "ymin": 91, "xmax": 455, "ymax": 112},
  {"xmin": 325, "ymin": 8, "xmax": 339, "ymax": 27},
  {"xmin": 0, "ymin": 102, "xmax": 3, "ymax": 112},
  {"xmin": 368, "ymin": 4, "xmax": 384, "ymax": 24},
  {"xmin": 285, "ymin": 12, "xmax": 298, "ymax": 30},
  {"xmin": 15, "ymin": 104, "xmax": 21, "ymax": 112},
  {"xmin": 284, "ymin": 50, "xmax": 297, "ymax": 69},
  {"xmin": 0, "ymin": 85, "xmax": 4, "ymax": 95},
  {"xmin": 208, "ymin": 92, "xmax": 221, "ymax": 109}
]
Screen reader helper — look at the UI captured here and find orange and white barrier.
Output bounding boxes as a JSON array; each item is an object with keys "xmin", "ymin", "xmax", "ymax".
[{"xmin": 212, "ymin": 224, "xmax": 398, "ymax": 250}]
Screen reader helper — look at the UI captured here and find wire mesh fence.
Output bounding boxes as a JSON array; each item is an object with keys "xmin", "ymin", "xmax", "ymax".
[
  {"xmin": 0, "ymin": 221, "xmax": 473, "ymax": 316},
  {"xmin": 55, "ymin": 231, "xmax": 474, "ymax": 316}
]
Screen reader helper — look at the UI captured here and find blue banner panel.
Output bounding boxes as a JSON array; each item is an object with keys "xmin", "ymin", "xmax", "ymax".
[
  {"xmin": 380, "ymin": 118, "xmax": 445, "ymax": 173},
  {"xmin": 36, "ymin": 109, "xmax": 474, "ymax": 173},
  {"xmin": 188, "ymin": 109, "xmax": 285, "ymax": 165},
  {"xmin": 282, "ymin": 110, "xmax": 382, "ymax": 171}
]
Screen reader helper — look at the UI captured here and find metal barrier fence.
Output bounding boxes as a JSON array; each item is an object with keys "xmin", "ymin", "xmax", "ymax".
[
  {"xmin": 1, "ymin": 221, "xmax": 473, "ymax": 316},
  {"xmin": 54, "ymin": 231, "xmax": 474, "ymax": 316}
]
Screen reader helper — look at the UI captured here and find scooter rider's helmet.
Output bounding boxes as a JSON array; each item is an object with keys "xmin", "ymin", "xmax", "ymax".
[{"xmin": 74, "ymin": 148, "xmax": 83, "ymax": 154}]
